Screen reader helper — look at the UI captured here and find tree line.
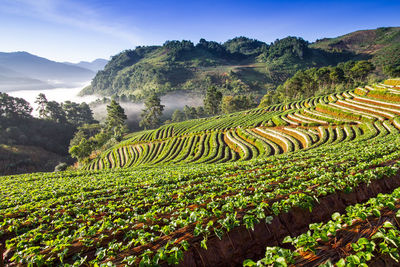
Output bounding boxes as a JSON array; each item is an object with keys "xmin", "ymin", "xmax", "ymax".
[{"xmin": 259, "ymin": 60, "xmax": 375, "ymax": 106}]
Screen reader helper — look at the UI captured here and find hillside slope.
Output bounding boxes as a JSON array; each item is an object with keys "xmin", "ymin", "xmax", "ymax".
[
  {"xmin": 2, "ymin": 79, "xmax": 400, "ymax": 266},
  {"xmin": 85, "ymin": 79, "xmax": 400, "ymax": 171},
  {"xmin": 0, "ymin": 145, "xmax": 66, "ymax": 175},
  {"xmin": 81, "ymin": 37, "xmax": 352, "ymax": 99},
  {"xmin": 82, "ymin": 27, "xmax": 399, "ymax": 100},
  {"xmin": 312, "ymin": 26, "xmax": 400, "ymax": 75}
]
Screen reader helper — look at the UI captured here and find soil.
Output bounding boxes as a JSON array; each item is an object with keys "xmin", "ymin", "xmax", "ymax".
[{"xmin": 174, "ymin": 172, "xmax": 400, "ymax": 267}]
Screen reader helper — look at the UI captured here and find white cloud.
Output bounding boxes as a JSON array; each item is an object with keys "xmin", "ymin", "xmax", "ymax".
[{"xmin": 0, "ymin": 0, "xmax": 142, "ymax": 44}]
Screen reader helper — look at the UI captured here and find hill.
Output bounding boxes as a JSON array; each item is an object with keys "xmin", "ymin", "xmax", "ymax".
[
  {"xmin": 81, "ymin": 27, "xmax": 399, "ymax": 100},
  {"xmin": 0, "ymin": 52, "xmax": 95, "ymax": 91},
  {"xmin": 85, "ymin": 79, "xmax": 400, "ymax": 170},
  {"xmin": 1, "ymin": 79, "xmax": 400, "ymax": 266},
  {"xmin": 81, "ymin": 36, "xmax": 352, "ymax": 99},
  {"xmin": 312, "ymin": 26, "xmax": 400, "ymax": 76}
]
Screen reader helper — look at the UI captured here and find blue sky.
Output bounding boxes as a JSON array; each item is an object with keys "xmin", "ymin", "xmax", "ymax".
[{"xmin": 0, "ymin": 0, "xmax": 399, "ymax": 62}]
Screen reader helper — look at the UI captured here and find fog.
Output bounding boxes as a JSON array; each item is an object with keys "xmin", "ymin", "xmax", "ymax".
[
  {"xmin": 92, "ymin": 91, "xmax": 204, "ymax": 129},
  {"xmin": 7, "ymin": 82, "xmax": 97, "ymax": 116},
  {"xmin": 7, "ymin": 85, "xmax": 203, "ymax": 127}
]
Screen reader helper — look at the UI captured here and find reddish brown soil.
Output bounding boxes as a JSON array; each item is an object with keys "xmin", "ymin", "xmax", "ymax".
[
  {"xmin": 174, "ymin": 173, "xmax": 400, "ymax": 267},
  {"xmin": 293, "ymin": 203, "xmax": 400, "ymax": 266}
]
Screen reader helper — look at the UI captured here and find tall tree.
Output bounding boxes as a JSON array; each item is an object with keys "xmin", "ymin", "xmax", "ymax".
[
  {"xmin": 204, "ymin": 85, "xmax": 222, "ymax": 115},
  {"xmin": 140, "ymin": 92, "xmax": 164, "ymax": 129},
  {"xmin": 106, "ymin": 100, "xmax": 128, "ymax": 138},
  {"xmin": 35, "ymin": 93, "xmax": 48, "ymax": 118}
]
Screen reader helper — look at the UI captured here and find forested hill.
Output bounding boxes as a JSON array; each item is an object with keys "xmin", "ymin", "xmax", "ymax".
[
  {"xmin": 81, "ymin": 27, "xmax": 399, "ymax": 100},
  {"xmin": 80, "ymin": 37, "xmax": 350, "ymax": 99},
  {"xmin": 311, "ymin": 26, "xmax": 400, "ymax": 76}
]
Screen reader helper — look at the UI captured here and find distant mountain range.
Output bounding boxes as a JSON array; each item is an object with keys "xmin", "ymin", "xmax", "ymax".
[
  {"xmin": 0, "ymin": 52, "xmax": 107, "ymax": 92},
  {"xmin": 64, "ymin": 58, "xmax": 108, "ymax": 72}
]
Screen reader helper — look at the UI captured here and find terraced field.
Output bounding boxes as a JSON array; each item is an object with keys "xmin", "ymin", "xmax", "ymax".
[
  {"xmin": 86, "ymin": 80, "xmax": 400, "ymax": 171},
  {"xmin": 1, "ymin": 79, "xmax": 400, "ymax": 266}
]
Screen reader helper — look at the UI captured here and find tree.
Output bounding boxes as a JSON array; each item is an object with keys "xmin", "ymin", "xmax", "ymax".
[
  {"xmin": 34, "ymin": 94, "xmax": 67, "ymax": 123},
  {"xmin": 35, "ymin": 93, "xmax": 48, "ymax": 118},
  {"xmin": 105, "ymin": 100, "xmax": 128, "ymax": 139},
  {"xmin": 171, "ymin": 109, "xmax": 185, "ymax": 122},
  {"xmin": 140, "ymin": 93, "xmax": 164, "ymax": 129},
  {"xmin": 183, "ymin": 105, "xmax": 197, "ymax": 120},
  {"xmin": 69, "ymin": 137, "xmax": 92, "ymax": 161},
  {"xmin": 0, "ymin": 93, "xmax": 32, "ymax": 118},
  {"xmin": 62, "ymin": 101, "xmax": 96, "ymax": 126},
  {"xmin": 45, "ymin": 101, "xmax": 67, "ymax": 123},
  {"xmin": 330, "ymin": 67, "xmax": 345, "ymax": 83},
  {"xmin": 350, "ymin": 61, "xmax": 375, "ymax": 81},
  {"xmin": 221, "ymin": 95, "xmax": 257, "ymax": 114},
  {"xmin": 195, "ymin": 106, "xmax": 205, "ymax": 118},
  {"xmin": 204, "ymin": 85, "xmax": 222, "ymax": 115}
]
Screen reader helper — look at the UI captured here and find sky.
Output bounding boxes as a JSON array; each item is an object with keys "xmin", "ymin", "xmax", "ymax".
[{"xmin": 0, "ymin": 0, "xmax": 399, "ymax": 63}]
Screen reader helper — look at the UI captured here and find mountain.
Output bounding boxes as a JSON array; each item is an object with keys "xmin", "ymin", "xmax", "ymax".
[
  {"xmin": 80, "ymin": 37, "xmax": 351, "ymax": 99},
  {"xmin": 0, "ymin": 74, "xmax": 53, "ymax": 92},
  {"xmin": 0, "ymin": 64, "xmax": 54, "ymax": 91},
  {"xmin": 0, "ymin": 51, "xmax": 96, "ymax": 92},
  {"xmin": 65, "ymin": 58, "xmax": 108, "ymax": 72},
  {"xmin": 0, "ymin": 52, "xmax": 95, "ymax": 82},
  {"xmin": 311, "ymin": 27, "xmax": 400, "ymax": 55},
  {"xmin": 82, "ymin": 27, "xmax": 400, "ymax": 100},
  {"xmin": 311, "ymin": 26, "xmax": 400, "ymax": 75}
]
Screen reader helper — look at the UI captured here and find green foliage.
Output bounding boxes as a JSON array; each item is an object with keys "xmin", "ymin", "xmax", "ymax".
[
  {"xmin": 252, "ymin": 184, "xmax": 400, "ymax": 266},
  {"xmin": 69, "ymin": 137, "xmax": 92, "ymax": 161},
  {"xmin": 0, "ymin": 92, "xmax": 32, "ymax": 119},
  {"xmin": 44, "ymin": 101, "xmax": 67, "ymax": 123},
  {"xmin": 259, "ymin": 60, "xmax": 375, "ymax": 106},
  {"xmin": 171, "ymin": 109, "xmax": 185, "ymax": 122},
  {"xmin": 84, "ymin": 33, "xmax": 372, "ymax": 100},
  {"xmin": 223, "ymin": 36, "xmax": 266, "ymax": 56},
  {"xmin": 54, "ymin": 162, "xmax": 68, "ymax": 172},
  {"xmin": 376, "ymin": 43, "xmax": 400, "ymax": 77},
  {"xmin": 0, "ymin": 115, "xmax": 75, "ymax": 156},
  {"xmin": 35, "ymin": 94, "xmax": 96, "ymax": 126},
  {"xmin": 68, "ymin": 101, "xmax": 128, "ymax": 163},
  {"xmin": 258, "ymin": 36, "xmax": 309, "ymax": 62},
  {"xmin": 312, "ymin": 27, "xmax": 400, "ymax": 78},
  {"xmin": 35, "ymin": 93, "xmax": 67, "ymax": 123},
  {"xmin": 139, "ymin": 93, "xmax": 165, "ymax": 129},
  {"xmin": 204, "ymin": 85, "xmax": 222, "ymax": 115},
  {"xmin": 106, "ymin": 100, "xmax": 128, "ymax": 136},
  {"xmin": 3, "ymin": 123, "xmax": 400, "ymax": 266},
  {"xmin": 62, "ymin": 101, "xmax": 96, "ymax": 126},
  {"xmin": 221, "ymin": 95, "xmax": 257, "ymax": 114}
]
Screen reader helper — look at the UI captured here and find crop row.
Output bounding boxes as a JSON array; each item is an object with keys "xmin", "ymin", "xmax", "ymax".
[
  {"xmin": 245, "ymin": 184, "xmax": 400, "ymax": 266},
  {"xmin": 2, "ymin": 129, "xmax": 400, "ymax": 265},
  {"xmin": 86, "ymin": 117, "xmax": 399, "ymax": 171},
  {"xmin": 86, "ymin": 83, "xmax": 400, "ymax": 171}
]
